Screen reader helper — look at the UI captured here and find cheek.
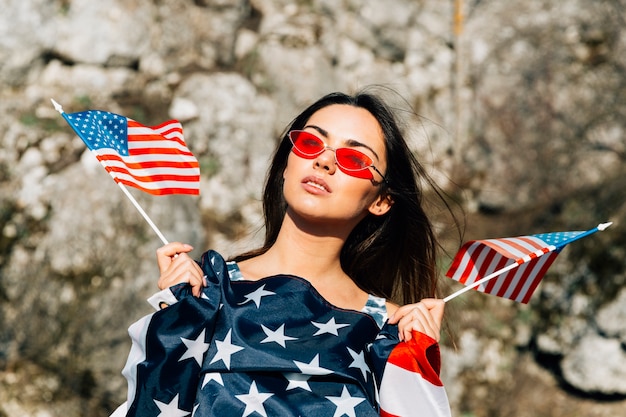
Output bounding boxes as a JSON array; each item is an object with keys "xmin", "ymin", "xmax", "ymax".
[{"xmin": 283, "ymin": 153, "xmax": 303, "ymax": 179}]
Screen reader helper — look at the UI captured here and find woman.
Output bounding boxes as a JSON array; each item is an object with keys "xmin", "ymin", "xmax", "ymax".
[{"xmin": 113, "ymin": 90, "xmax": 453, "ymax": 417}]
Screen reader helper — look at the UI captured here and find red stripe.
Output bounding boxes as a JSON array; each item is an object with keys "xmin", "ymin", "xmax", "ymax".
[
  {"xmin": 113, "ymin": 178, "xmax": 199, "ymax": 196},
  {"xmin": 128, "ymin": 147, "xmax": 195, "ymax": 157},
  {"xmin": 96, "ymin": 154, "xmax": 199, "ymax": 169},
  {"xmin": 105, "ymin": 166, "xmax": 200, "ymax": 183},
  {"xmin": 505, "ymin": 267, "xmax": 531, "ymax": 301},
  {"xmin": 385, "ymin": 331, "xmax": 443, "ymax": 387},
  {"xmin": 445, "ymin": 241, "xmax": 470, "ymax": 278},
  {"xmin": 483, "ymin": 255, "xmax": 510, "ymax": 294},
  {"xmin": 127, "ymin": 119, "xmax": 180, "ymax": 130},
  {"xmin": 483, "ymin": 236, "xmax": 544, "ymax": 259},
  {"xmin": 449, "ymin": 243, "xmax": 490, "ymax": 284},
  {"xmin": 128, "ymin": 135, "xmax": 189, "ymax": 148},
  {"xmin": 519, "ymin": 253, "xmax": 558, "ymax": 303}
]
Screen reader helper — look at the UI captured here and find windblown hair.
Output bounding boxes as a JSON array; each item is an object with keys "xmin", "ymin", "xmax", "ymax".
[{"xmin": 233, "ymin": 90, "xmax": 455, "ymax": 305}]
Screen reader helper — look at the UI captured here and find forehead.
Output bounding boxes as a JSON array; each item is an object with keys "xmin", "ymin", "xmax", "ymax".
[{"xmin": 306, "ymin": 104, "xmax": 385, "ymax": 149}]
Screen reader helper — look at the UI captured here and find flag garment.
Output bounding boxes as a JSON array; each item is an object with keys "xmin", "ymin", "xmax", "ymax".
[
  {"xmin": 371, "ymin": 328, "xmax": 451, "ymax": 417},
  {"xmin": 111, "ymin": 250, "xmax": 451, "ymax": 417},
  {"xmin": 446, "ymin": 230, "xmax": 589, "ymax": 303},
  {"xmin": 61, "ymin": 109, "xmax": 200, "ymax": 195}
]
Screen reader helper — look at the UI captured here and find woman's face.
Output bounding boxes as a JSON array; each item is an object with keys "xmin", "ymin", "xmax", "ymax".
[{"xmin": 282, "ymin": 104, "xmax": 392, "ymax": 231}]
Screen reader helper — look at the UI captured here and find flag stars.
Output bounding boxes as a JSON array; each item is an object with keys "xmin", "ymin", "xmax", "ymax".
[
  {"xmin": 312, "ymin": 317, "xmax": 350, "ymax": 336},
  {"xmin": 326, "ymin": 386, "xmax": 366, "ymax": 417},
  {"xmin": 260, "ymin": 323, "xmax": 297, "ymax": 348},
  {"xmin": 347, "ymin": 348, "xmax": 370, "ymax": 381},
  {"xmin": 284, "ymin": 372, "xmax": 313, "ymax": 392},
  {"xmin": 178, "ymin": 329, "xmax": 210, "ymax": 366},
  {"xmin": 153, "ymin": 393, "xmax": 190, "ymax": 417},
  {"xmin": 201, "ymin": 372, "xmax": 224, "ymax": 388},
  {"xmin": 235, "ymin": 381, "xmax": 274, "ymax": 417},
  {"xmin": 209, "ymin": 330, "xmax": 244, "ymax": 370},
  {"xmin": 239, "ymin": 284, "xmax": 275, "ymax": 308},
  {"xmin": 293, "ymin": 354, "xmax": 333, "ymax": 376}
]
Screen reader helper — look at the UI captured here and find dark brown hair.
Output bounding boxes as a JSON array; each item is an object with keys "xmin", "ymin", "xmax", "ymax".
[{"xmin": 233, "ymin": 90, "xmax": 454, "ymax": 305}]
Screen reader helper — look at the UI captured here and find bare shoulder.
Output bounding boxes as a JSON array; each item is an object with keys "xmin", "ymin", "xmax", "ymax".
[
  {"xmin": 235, "ymin": 257, "xmax": 266, "ymax": 281},
  {"xmin": 386, "ymin": 300, "xmax": 399, "ymax": 318}
]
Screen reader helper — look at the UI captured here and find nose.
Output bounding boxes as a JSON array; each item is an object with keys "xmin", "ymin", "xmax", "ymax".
[{"xmin": 313, "ymin": 148, "xmax": 336, "ymax": 174}]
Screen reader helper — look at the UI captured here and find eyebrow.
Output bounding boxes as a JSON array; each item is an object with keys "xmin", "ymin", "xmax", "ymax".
[{"xmin": 303, "ymin": 124, "xmax": 381, "ymax": 160}]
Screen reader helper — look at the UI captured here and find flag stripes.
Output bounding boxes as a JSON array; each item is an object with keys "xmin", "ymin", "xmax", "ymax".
[
  {"xmin": 378, "ymin": 331, "xmax": 450, "ymax": 417},
  {"xmin": 62, "ymin": 110, "xmax": 200, "ymax": 196},
  {"xmin": 446, "ymin": 233, "xmax": 572, "ymax": 303}
]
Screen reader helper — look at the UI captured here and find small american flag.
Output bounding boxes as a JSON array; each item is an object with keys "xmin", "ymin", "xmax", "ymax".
[
  {"xmin": 446, "ymin": 230, "xmax": 590, "ymax": 303},
  {"xmin": 62, "ymin": 109, "xmax": 200, "ymax": 195}
]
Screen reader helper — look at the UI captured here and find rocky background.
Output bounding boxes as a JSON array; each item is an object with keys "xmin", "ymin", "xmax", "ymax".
[{"xmin": 1, "ymin": 0, "xmax": 625, "ymax": 416}]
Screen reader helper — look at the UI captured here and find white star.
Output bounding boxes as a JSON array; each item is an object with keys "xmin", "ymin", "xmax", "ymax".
[
  {"xmin": 154, "ymin": 393, "xmax": 190, "ymax": 417},
  {"xmin": 312, "ymin": 317, "xmax": 350, "ymax": 336},
  {"xmin": 261, "ymin": 324, "xmax": 297, "ymax": 347},
  {"xmin": 326, "ymin": 386, "xmax": 366, "ymax": 417},
  {"xmin": 201, "ymin": 372, "xmax": 224, "ymax": 388},
  {"xmin": 293, "ymin": 354, "xmax": 333, "ymax": 376},
  {"xmin": 179, "ymin": 329, "xmax": 210, "ymax": 366},
  {"xmin": 239, "ymin": 284, "xmax": 275, "ymax": 308},
  {"xmin": 235, "ymin": 381, "xmax": 274, "ymax": 417},
  {"xmin": 347, "ymin": 348, "xmax": 371, "ymax": 381},
  {"xmin": 209, "ymin": 330, "xmax": 244, "ymax": 369},
  {"xmin": 284, "ymin": 372, "xmax": 312, "ymax": 391}
]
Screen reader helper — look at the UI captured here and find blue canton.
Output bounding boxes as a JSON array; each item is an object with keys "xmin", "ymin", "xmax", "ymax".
[
  {"xmin": 532, "ymin": 230, "xmax": 585, "ymax": 250},
  {"xmin": 66, "ymin": 110, "xmax": 128, "ymax": 154}
]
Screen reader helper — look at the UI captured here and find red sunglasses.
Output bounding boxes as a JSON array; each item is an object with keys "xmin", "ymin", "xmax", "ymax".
[{"xmin": 288, "ymin": 130, "xmax": 387, "ymax": 183}]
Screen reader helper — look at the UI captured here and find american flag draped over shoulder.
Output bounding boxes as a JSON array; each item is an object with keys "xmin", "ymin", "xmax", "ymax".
[
  {"xmin": 61, "ymin": 109, "xmax": 200, "ymax": 195},
  {"xmin": 445, "ymin": 229, "xmax": 591, "ymax": 303},
  {"xmin": 111, "ymin": 250, "xmax": 451, "ymax": 417}
]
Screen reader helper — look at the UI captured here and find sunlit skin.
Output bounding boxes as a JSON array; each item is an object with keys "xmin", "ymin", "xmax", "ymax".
[{"xmin": 156, "ymin": 105, "xmax": 444, "ymax": 342}]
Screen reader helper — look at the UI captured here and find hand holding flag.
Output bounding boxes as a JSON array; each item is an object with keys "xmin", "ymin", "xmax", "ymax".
[{"xmin": 444, "ymin": 222, "xmax": 612, "ymax": 303}]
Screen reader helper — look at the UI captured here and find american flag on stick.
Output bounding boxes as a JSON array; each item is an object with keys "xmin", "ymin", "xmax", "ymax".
[
  {"xmin": 52, "ymin": 100, "xmax": 200, "ymax": 195},
  {"xmin": 444, "ymin": 222, "xmax": 612, "ymax": 303},
  {"xmin": 52, "ymin": 99, "xmax": 200, "ymax": 244}
]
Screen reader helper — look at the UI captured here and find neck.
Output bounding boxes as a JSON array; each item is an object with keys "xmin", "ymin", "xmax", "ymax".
[{"xmin": 262, "ymin": 210, "xmax": 354, "ymax": 283}]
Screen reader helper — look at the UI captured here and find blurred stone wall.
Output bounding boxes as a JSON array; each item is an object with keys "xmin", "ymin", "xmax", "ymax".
[{"xmin": 0, "ymin": 0, "xmax": 625, "ymax": 416}]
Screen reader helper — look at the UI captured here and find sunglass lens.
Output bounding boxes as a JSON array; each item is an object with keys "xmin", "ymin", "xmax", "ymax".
[
  {"xmin": 335, "ymin": 148, "xmax": 372, "ymax": 170},
  {"xmin": 336, "ymin": 148, "xmax": 374, "ymax": 179},
  {"xmin": 290, "ymin": 131, "xmax": 324, "ymax": 156}
]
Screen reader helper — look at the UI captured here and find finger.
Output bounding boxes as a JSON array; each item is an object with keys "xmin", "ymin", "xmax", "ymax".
[
  {"xmin": 395, "ymin": 301, "xmax": 444, "ymax": 342},
  {"xmin": 399, "ymin": 308, "xmax": 428, "ymax": 342},
  {"xmin": 413, "ymin": 306, "xmax": 440, "ymax": 341},
  {"xmin": 156, "ymin": 242, "xmax": 194, "ymax": 273},
  {"xmin": 393, "ymin": 308, "xmax": 419, "ymax": 341},
  {"xmin": 157, "ymin": 253, "xmax": 204, "ymax": 295},
  {"xmin": 387, "ymin": 303, "xmax": 417, "ymax": 324},
  {"xmin": 419, "ymin": 298, "xmax": 445, "ymax": 328},
  {"xmin": 414, "ymin": 302, "xmax": 439, "ymax": 333}
]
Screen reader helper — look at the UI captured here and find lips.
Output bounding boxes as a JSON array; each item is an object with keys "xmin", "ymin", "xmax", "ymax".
[{"xmin": 301, "ymin": 176, "xmax": 332, "ymax": 193}]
